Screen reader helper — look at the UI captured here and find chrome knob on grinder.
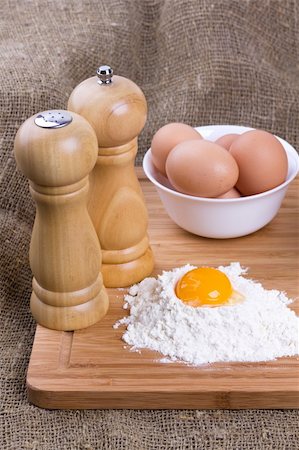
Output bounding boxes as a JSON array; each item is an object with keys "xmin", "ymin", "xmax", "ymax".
[{"xmin": 96, "ymin": 65, "xmax": 113, "ymax": 84}]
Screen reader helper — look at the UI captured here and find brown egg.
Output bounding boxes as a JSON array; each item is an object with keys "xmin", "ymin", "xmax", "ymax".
[
  {"xmin": 165, "ymin": 140, "xmax": 239, "ymax": 197},
  {"xmin": 229, "ymin": 130, "xmax": 288, "ymax": 195},
  {"xmin": 217, "ymin": 188, "xmax": 241, "ymax": 199},
  {"xmin": 151, "ymin": 123, "xmax": 202, "ymax": 176},
  {"xmin": 215, "ymin": 134, "xmax": 239, "ymax": 150}
]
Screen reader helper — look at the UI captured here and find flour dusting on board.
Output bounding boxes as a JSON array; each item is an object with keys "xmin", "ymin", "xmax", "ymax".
[{"xmin": 114, "ymin": 263, "xmax": 299, "ymax": 365}]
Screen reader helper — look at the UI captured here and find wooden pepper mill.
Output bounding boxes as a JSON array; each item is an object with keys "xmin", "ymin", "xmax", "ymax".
[
  {"xmin": 68, "ymin": 65, "xmax": 154, "ymax": 287},
  {"xmin": 14, "ymin": 110, "xmax": 109, "ymax": 331}
]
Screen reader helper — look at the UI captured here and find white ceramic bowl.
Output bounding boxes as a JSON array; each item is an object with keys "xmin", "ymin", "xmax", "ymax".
[{"xmin": 143, "ymin": 125, "xmax": 299, "ymax": 238}]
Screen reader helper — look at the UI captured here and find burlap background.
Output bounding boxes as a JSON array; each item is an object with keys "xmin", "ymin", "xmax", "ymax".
[{"xmin": 1, "ymin": 0, "xmax": 298, "ymax": 449}]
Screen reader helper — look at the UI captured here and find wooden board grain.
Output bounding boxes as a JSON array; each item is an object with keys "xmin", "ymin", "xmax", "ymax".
[{"xmin": 27, "ymin": 168, "xmax": 299, "ymax": 409}]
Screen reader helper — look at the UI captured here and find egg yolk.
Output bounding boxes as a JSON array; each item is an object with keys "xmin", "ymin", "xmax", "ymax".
[{"xmin": 175, "ymin": 267, "xmax": 233, "ymax": 307}]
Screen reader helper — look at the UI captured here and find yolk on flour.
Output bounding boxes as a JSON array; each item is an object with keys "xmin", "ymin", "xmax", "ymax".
[{"xmin": 175, "ymin": 267, "xmax": 242, "ymax": 307}]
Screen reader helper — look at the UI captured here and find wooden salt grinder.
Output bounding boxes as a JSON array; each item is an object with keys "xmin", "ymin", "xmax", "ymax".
[
  {"xmin": 68, "ymin": 65, "xmax": 154, "ymax": 287},
  {"xmin": 14, "ymin": 110, "xmax": 109, "ymax": 331}
]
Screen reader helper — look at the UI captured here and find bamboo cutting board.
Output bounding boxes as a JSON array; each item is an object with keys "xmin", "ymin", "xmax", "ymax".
[{"xmin": 27, "ymin": 169, "xmax": 299, "ymax": 409}]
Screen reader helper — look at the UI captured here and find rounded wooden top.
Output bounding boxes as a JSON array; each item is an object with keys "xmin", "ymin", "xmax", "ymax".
[
  {"xmin": 14, "ymin": 110, "xmax": 98, "ymax": 187},
  {"xmin": 67, "ymin": 75, "xmax": 147, "ymax": 147}
]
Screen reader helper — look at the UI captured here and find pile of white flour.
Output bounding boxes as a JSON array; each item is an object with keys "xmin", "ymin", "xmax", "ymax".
[{"xmin": 114, "ymin": 263, "xmax": 298, "ymax": 365}]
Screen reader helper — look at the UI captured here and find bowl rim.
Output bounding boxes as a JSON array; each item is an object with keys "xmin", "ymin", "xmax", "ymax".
[{"xmin": 143, "ymin": 125, "xmax": 299, "ymax": 203}]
